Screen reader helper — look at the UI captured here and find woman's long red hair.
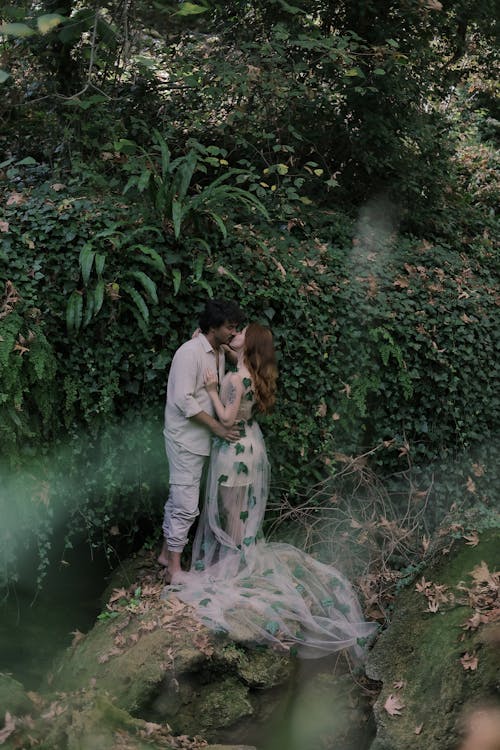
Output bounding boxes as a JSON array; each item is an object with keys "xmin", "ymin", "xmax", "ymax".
[{"xmin": 243, "ymin": 323, "xmax": 278, "ymax": 414}]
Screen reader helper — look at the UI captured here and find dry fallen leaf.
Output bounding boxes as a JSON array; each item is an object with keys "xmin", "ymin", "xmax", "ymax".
[
  {"xmin": 0, "ymin": 712, "xmax": 16, "ymax": 744},
  {"xmin": 70, "ymin": 629, "xmax": 86, "ymax": 647},
  {"xmin": 466, "ymin": 477, "xmax": 476, "ymax": 493},
  {"xmin": 471, "ymin": 462, "xmax": 485, "ymax": 477},
  {"xmin": 470, "ymin": 562, "xmax": 495, "ymax": 586},
  {"xmin": 384, "ymin": 694, "xmax": 405, "ymax": 717},
  {"xmin": 414, "ymin": 723, "xmax": 424, "ymax": 735},
  {"xmin": 415, "ymin": 576, "xmax": 432, "ymax": 593},
  {"xmin": 460, "ymin": 652, "xmax": 478, "ymax": 671},
  {"xmin": 108, "ymin": 587, "xmax": 129, "ymax": 604},
  {"xmin": 316, "ymin": 402, "xmax": 327, "ymax": 418},
  {"xmin": 6, "ymin": 192, "xmax": 26, "ymax": 206},
  {"xmin": 463, "ymin": 531, "xmax": 479, "ymax": 547}
]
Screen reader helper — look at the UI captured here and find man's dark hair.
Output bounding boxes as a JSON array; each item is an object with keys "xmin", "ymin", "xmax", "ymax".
[{"xmin": 198, "ymin": 299, "xmax": 245, "ymax": 333}]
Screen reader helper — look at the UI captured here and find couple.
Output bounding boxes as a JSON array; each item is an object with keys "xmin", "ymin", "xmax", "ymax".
[{"xmin": 159, "ymin": 298, "xmax": 376, "ymax": 659}]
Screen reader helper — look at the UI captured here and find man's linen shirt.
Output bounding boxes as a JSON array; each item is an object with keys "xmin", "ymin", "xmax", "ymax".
[{"xmin": 163, "ymin": 334, "xmax": 225, "ymax": 456}]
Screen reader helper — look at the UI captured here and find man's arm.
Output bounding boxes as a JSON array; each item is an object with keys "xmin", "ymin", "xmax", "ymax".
[{"xmin": 190, "ymin": 411, "xmax": 240, "ymax": 441}]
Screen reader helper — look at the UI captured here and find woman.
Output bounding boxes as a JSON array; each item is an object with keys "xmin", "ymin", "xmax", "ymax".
[
  {"xmin": 166, "ymin": 324, "xmax": 376, "ymax": 659},
  {"xmin": 194, "ymin": 323, "xmax": 276, "ymax": 564}
]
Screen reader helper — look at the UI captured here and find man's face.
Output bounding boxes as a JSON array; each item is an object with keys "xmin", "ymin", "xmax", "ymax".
[{"xmin": 212, "ymin": 321, "xmax": 239, "ymax": 347}]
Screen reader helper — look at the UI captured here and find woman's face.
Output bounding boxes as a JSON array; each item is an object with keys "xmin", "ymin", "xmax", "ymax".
[{"xmin": 229, "ymin": 326, "xmax": 247, "ymax": 352}]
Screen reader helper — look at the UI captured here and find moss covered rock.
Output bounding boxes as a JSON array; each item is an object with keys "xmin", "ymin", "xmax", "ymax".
[
  {"xmin": 0, "ymin": 673, "xmax": 34, "ymax": 716},
  {"xmin": 50, "ymin": 576, "xmax": 294, "ymax": 742},
  {"xmin": 366, "ymin": 529, "xmax": 500, "ymax": 750}
]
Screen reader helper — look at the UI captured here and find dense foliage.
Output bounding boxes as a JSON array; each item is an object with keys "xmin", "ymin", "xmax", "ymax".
[{"xmin": 0, "ymin": 0, "xmax": 498, "ymax": 589}]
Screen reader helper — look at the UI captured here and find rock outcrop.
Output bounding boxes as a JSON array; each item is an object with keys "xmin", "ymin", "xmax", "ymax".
[{"xmin": 366, "ymin": 529, "xmax": 500, "ymax": 750}]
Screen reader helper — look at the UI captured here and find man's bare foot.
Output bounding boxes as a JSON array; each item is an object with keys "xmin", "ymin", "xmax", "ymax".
[{"xmin": 158, "ymin": 540, "xmax": 169, "ymax": 568}]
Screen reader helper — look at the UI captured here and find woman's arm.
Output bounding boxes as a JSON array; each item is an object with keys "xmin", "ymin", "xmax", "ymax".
[{"xmin": 204, "ymin": 370, "xmax": 242, "ymax": 427}]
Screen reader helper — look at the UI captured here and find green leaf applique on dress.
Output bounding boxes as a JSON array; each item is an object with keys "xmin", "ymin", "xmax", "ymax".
[
  {"xmin": 218, "ymin": 474, "xmax": 229, "ymax": 484},
  {"xmin": 320, "ymin": 597, "xmax": 334, "ymax": 607},
  {"xmin": 242, "ymin": 377, "xmax": 252, "ymax": 389},
  {"xmin": 236, "ymin": 461, "xmax": 249, "ymax": 475},
  {"xmin": 293, "ymin": 564, "xmax": 306, "ymax": 579},
  {"xmin": 265, "ymin": 620, "xmax": 280, "ymax": 635},
  {"xmin": 235, "ymin": 442, "xmax": 245, "ymax": 455}
]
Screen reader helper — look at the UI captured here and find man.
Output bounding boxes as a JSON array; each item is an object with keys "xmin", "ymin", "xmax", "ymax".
[{"xmin": 158, "ymin": 298, "xmax": 245, "ymax": 582}]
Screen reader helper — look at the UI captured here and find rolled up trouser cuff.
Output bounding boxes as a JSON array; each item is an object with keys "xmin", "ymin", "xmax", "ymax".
[{"xmin": 163, "ymin": 482, "xmax": 201, "ymax": 551}]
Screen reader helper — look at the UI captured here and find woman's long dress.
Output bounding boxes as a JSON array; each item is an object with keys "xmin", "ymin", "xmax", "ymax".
[{"xmin": 165, "ymin": 372, "xmax": 377, "ymax": 659}]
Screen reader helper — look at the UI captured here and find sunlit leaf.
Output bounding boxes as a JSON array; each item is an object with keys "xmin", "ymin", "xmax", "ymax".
[
  {"xmin": 37, "ymin": 13, "xmax": 64, "ymax": 34},
  {"xmin": 176, "ymin": 2, "xmax": 209, "ymax": 16},
  {"xmin": 0, "ymin": 69, "xmax": 10, "ymax": 83},
  {"xmin": 0, "ymin": 22, "xmax": 35, "ymax": 37}
]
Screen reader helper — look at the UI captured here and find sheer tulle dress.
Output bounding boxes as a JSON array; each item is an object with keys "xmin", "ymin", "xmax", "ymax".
[{"xmin": 164, "ymin": 372, "xmax": 377, "ymax": 659}]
